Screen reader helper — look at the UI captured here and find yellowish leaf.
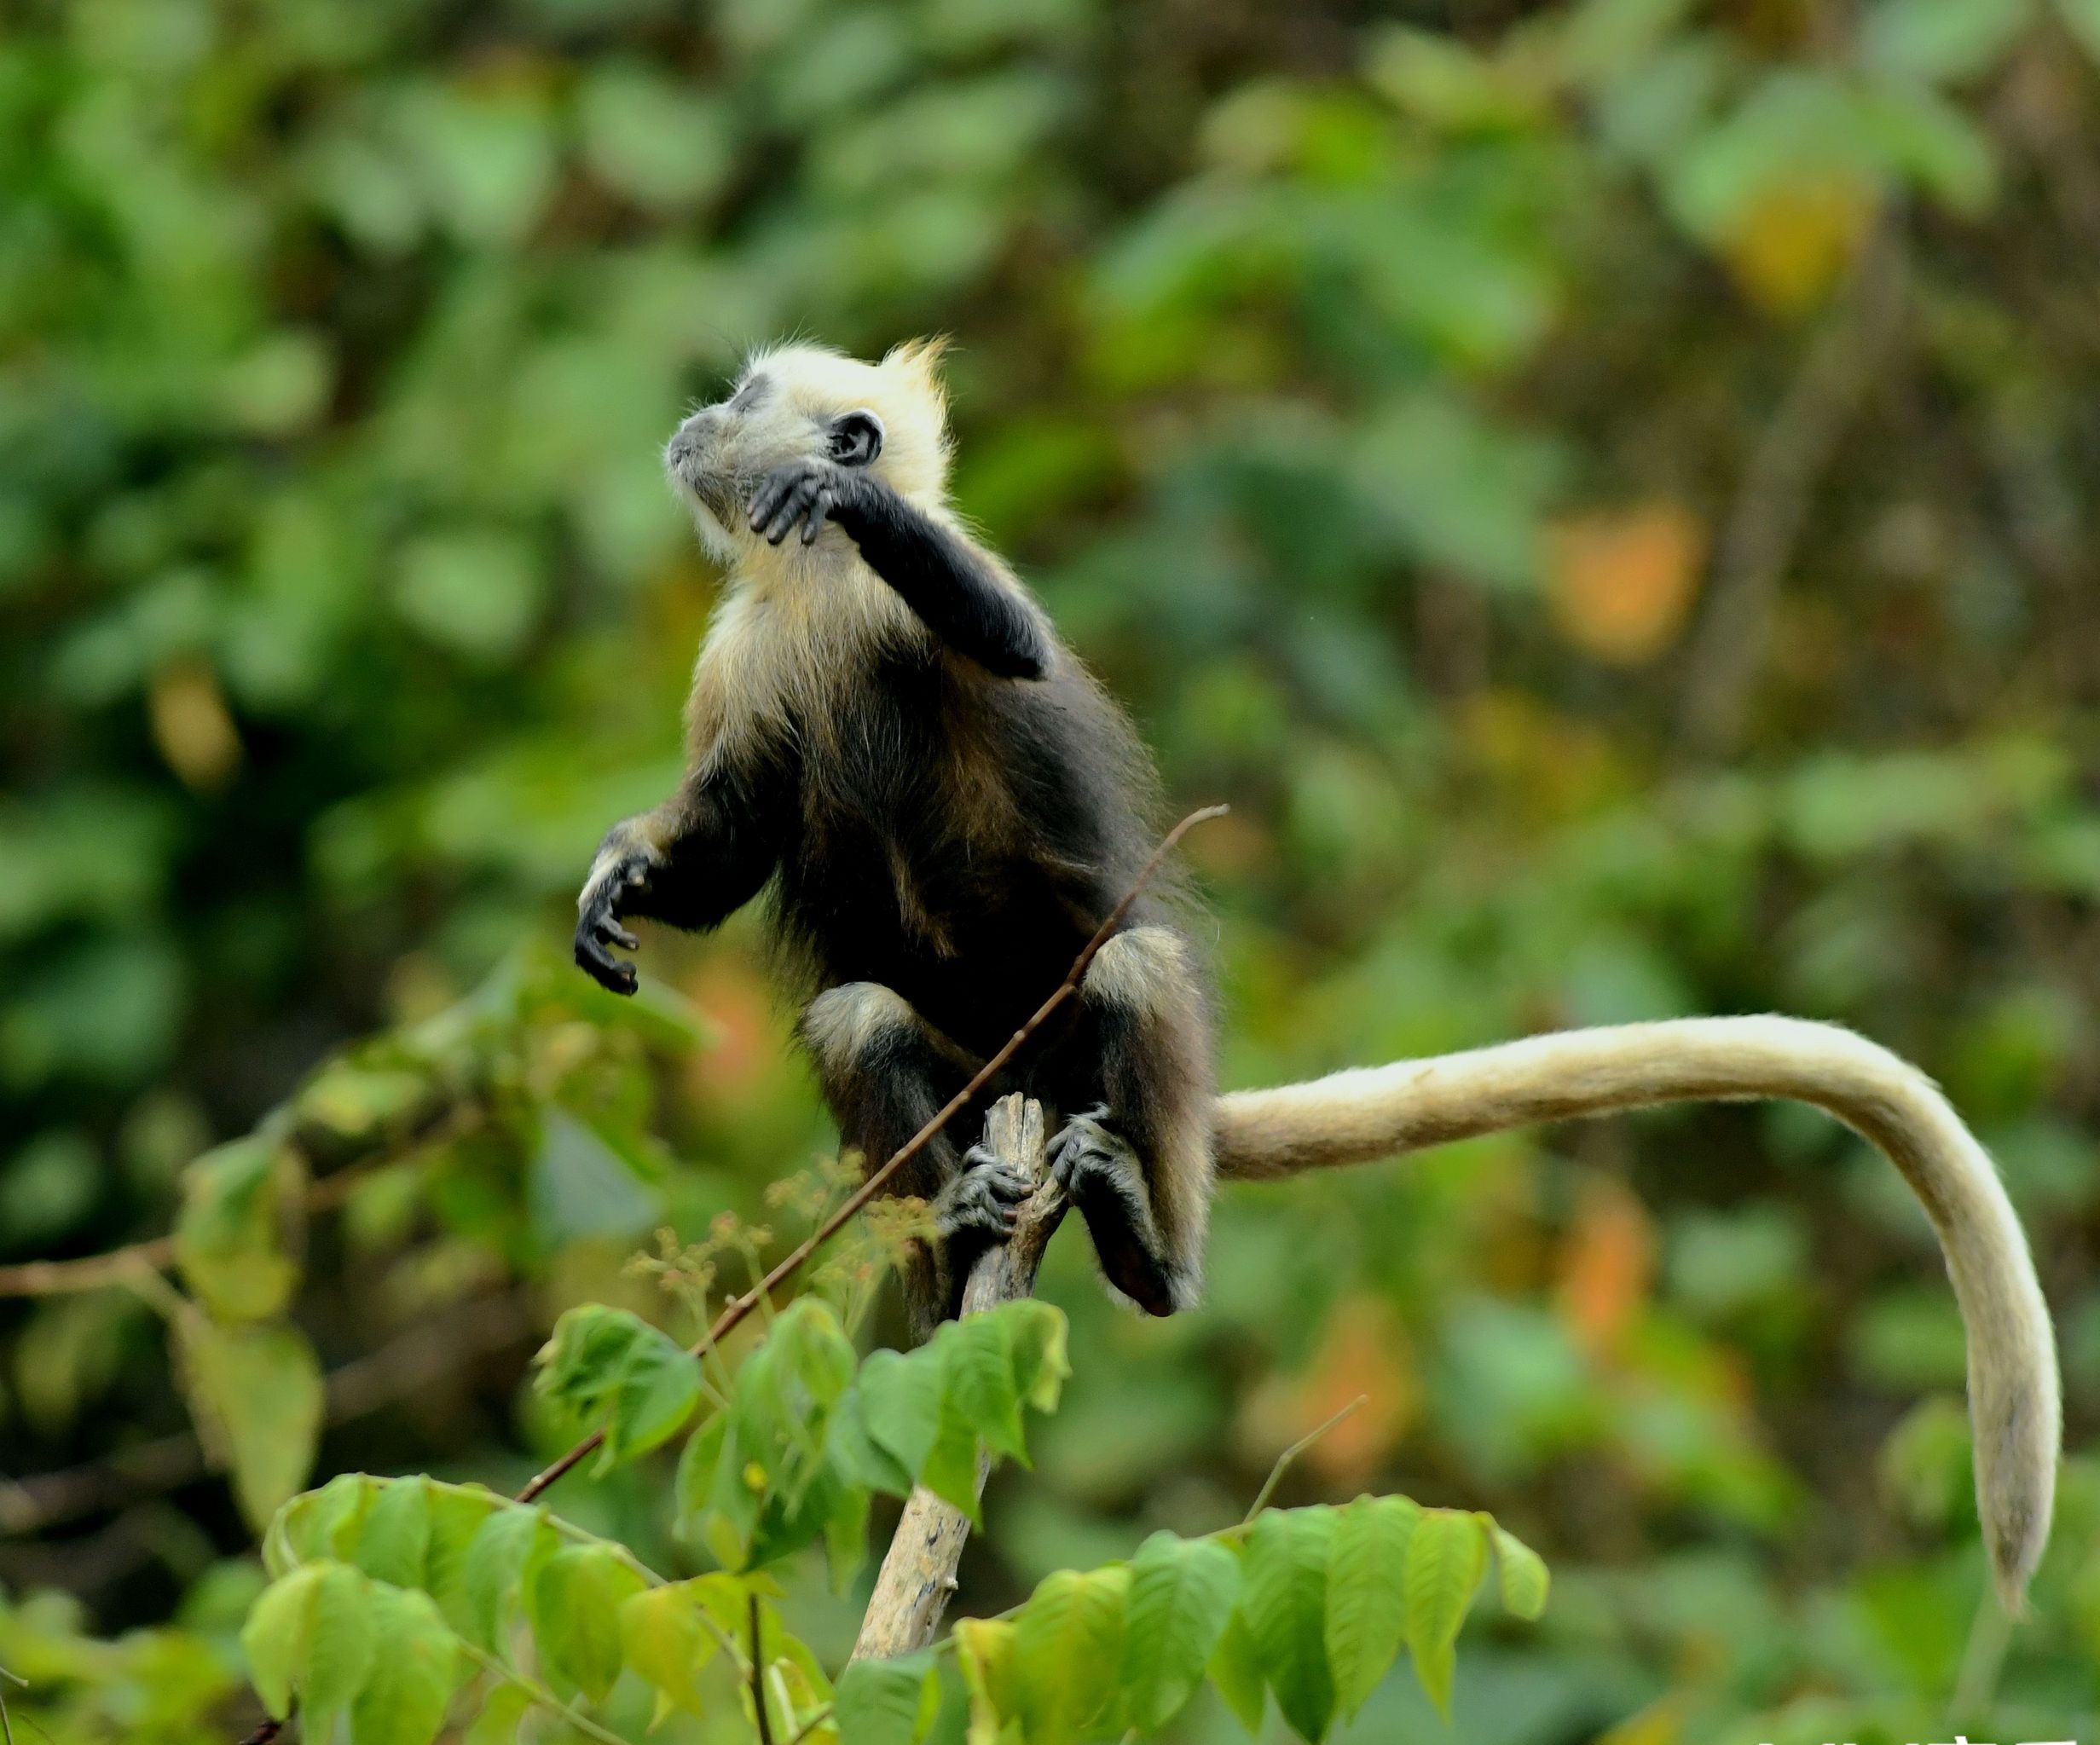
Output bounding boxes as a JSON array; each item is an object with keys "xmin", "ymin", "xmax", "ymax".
[
  {"xmin": 1719, "ymin": 176, "xmax": 1874, "ymax": 315},
  {"xmin": 1555, "ymin": 1178, "xmax": 1654, "ymax": 1361},
  {"xmin": 1547, "ymin": 504, "xmax": 1705, "ymax": 666},
  {"xmin": 148, "ymin": 657, "xmax": 242, "ymax": 790}
]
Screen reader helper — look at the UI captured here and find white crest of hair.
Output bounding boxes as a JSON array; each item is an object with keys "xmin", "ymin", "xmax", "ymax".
[
  {"xmin": 678, "ymin": 338, "xmax": 963, "ymax": 763},
  {"xmin": 1213, "ymin": 1013, "xmax": 2059, "ymax": 1610}
]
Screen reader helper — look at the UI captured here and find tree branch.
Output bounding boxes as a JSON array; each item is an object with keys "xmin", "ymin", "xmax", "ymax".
[
  {"xmin": 0, "ymin": 1109, "xmax": 480, "ymax": 1300},
  {"xmin": 850, "ymin": 1095, "xmax": 1066, "ymax": 1661},
  {"xmin": 0, "ymin": 1289, "xmax": 535, "ymax": 1537}
]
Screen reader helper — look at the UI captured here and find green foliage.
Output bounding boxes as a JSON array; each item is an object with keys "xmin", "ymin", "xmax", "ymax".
[
  {"xmin": 175, "ymin": 1311, "xmax": 325, "ymax": 1530},
  {"xmin": 679, "ymin": 1297, "xmax": 1066, "ymax": 1572},
  {"xmin": 172, "ymin": 1137, "xmax": 303, "ymax": 1321},
  {"xmin": 957, "ymin": 1501, "xmax": 1543, "ymax": 1743},
  {"xmin": 533, "ymin": 1303, "xmax": 706, "ymax": 1471}
]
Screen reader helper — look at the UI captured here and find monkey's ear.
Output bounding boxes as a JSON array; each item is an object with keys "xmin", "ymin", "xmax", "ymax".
[{"xmin": 828, "ymin": 409, "xmax": 883, "ymax": 467}]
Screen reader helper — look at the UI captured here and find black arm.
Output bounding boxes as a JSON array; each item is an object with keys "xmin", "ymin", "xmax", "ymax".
[
  {"xmin": 630, "ymin": 762, "xmax": 787, "ymax": 930},
  {"xmin": 575, "ymin": 751, "xmax": 791, "ymax": 993},
  {"xmin": 753, "ymin": 464, "xmax": 1050, "ymax": 679}
]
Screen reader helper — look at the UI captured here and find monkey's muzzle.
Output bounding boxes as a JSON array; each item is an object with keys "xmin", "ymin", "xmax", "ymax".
[{"xmin": 663, "ymin": 408, "xmax": 742, "ymax": 525}]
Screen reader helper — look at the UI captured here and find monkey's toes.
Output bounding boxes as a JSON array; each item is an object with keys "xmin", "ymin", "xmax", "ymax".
[
  {"xmin": 936, "ymin": 1152, "xmax": 1033, "ymax": 1239},
  {"xmin": 1045, "ymin": 1105, "xmax": 1122, "ymax": 1191}
]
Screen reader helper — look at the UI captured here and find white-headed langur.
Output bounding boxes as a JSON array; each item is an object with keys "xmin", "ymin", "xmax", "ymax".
[{"xmin": 576, "ymin": 340, "xmax": 2059, "ymax": 1611}]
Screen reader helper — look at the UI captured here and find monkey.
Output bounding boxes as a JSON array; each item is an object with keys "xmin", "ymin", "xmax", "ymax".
[
  {"xmin": 576, "ymin": 340, "xmax": 2057, "ymax": 1609},
  {"xmin": 576, "ymin": 338, "xmax": 1215, "ymax": 1337}
]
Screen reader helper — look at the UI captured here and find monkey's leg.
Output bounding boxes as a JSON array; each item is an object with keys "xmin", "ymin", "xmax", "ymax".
[
  {"xmin": 1044, "ymin": 925, "xmax": 1215, "ymax": 1316},
  {"xmin": 801, "ymin": 982, "xmax": 1029, "ymax": 1339}
]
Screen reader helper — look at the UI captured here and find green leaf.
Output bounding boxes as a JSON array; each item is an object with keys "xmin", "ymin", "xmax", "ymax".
[
  {"xmin": 464, "ymin": 1684, "xmax": 533, "ymax": 1745},
  {"xmin": 242, "ymin": 1563, "xmax": 325, "ymax": 1718},
  {"xmin": 917, "ymin": 1389, "xmax": 986, "ymax": 1521},
  {"xmin": 578, "ymin": 69, "xmax": 735, "ymax": 211},
  {"xmin": 834, "ymin": 1655, "xmax": 940, "ymax": 1745},
  {"xmin": 674, "ymin": 1411, "xmax": 740, "ymax": 1561},
  {"xmin": 1861, "ymin": 0, "xmax": 2031, "ymax": 84},
  {"xmin": 1403, "ymin": 1509, "xmax": 1488, "ymax": 1719},
  {"xmin": 859, "ymin": 1345, "xmax": 946, "ymax": 1477},
  {"xmin": 178, "ymin": 1315, "xmax": 325, "ymax": 1530},
  {"xmin": 1001, "ymin": 1298, "xmax": 1072, "ymax": 1413},
  {"xmin": 459, "ymin": 1503, "xmax": 557, "ymax": 1655},
  {"xmin": 1487, "ymin": 1522, "xmax": 1549, "ymax": 1620},
  {"xmin": 945, "ymin": 1318, "xmax": 1024, "ymax": 1470},
  {"xmin": 528, "ymin": 1542, "xmax": 646, "ymax": 1702},
  {"xmin": 825, "ymin": 1390, "xmax": 914, "ymax": 1497},
  {"xmin": 174, "ymin": 1137, "xmax": 303, "ymax": 1321},
  {"xmin": 1119, "ymin": 1531, "xmax": 1241, "ymax": 1731},
  {"xmin": 265, "ymin": 1472, "xmax": 372, "ymax": 1578},
  {"xmin": 1241, "ymin": 1506, "xmax": 1337, "ymax": 1742},
  {"xmin": 349, "ymin": 1581, "xmax": 456, "ymax": 1745},
  {"xmin": 533, "ymin": 1303, "xmax": 704, "ymax": 1471},
  {"xmin": 529, "ymin": 1107, "xmax": 661, "ymax": 1246},
  {"xmin": 2061, "ymin": 0, "xmax": 2100, "ymax": 61},
  {"xmin": 942, "ymin": 1312, "xmax": 1027, "ymax": 1462},
  {"xmin": 1325, "ymin": 1496, "xmax": 1419, "ymax": 1719},
  {"xmin": 244, "ymin": 1561, "xmax": 381, "ymax": 1738},
  {"xmin": 1207, "ymin": 1607, "xmax": 1268, "ymax": 1735},
  {"xmin": 354, "ymin": 1476, "xmax": 433, "ymax": 1591},
  {"xmin": 953, "ymin": 1617, "xmax": 1019, "ymax": 1743},
  {"xmin": 1013, "ymin": 1566, "xmax": 1128, "ymax": 1744},
  {"xmin": 304, "ymin": 1563, "xmax": 383, "ymax": 1736},
  {"xmin": 425, "ymin": 1483, "xmax": 503, "ymax": 1640},
  {"xmin": 617, "ymin": 1577, "xmax": 737, "ymax": 1715}
]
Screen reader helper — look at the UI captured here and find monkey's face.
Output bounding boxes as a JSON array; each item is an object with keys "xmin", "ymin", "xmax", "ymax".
[{"xmin": 664, "ymin": 341, "xmax": 953, "ymax": 566}]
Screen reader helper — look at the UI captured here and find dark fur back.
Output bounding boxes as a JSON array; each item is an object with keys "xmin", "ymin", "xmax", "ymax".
[{"xmin": 767, "ymin": 633, "xmax": 1195, "ymax": 1058}]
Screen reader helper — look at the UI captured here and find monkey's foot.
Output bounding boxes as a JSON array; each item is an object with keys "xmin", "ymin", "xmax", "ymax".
[
  {"xmin": 1046, "ymin": 1107, "xmax": 1177, "ymax": 1316},
  {"xmin": 574, "ymin": 841, "xmax": 658, "ymax": 995},
  {"xmin": 932, "ymin": 1145, "xmax": 1033, "ymax": 1241}
]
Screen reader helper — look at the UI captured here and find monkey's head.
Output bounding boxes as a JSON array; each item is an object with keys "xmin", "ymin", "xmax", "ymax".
[{"xmin": 664, "ymin": 338, "xmax": 954, "ymax": 563}]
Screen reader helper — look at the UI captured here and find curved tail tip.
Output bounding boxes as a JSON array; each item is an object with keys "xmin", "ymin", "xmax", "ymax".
[{"xmin": 1986, "ymin": 1473, "xmax": 2054, "ymax": 1619}]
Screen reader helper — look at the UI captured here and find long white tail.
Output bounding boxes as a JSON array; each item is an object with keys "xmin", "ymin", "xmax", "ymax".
[{"xmin": 1212, "ymin": 1014, "xmax": 2059, "ymax": 1609}]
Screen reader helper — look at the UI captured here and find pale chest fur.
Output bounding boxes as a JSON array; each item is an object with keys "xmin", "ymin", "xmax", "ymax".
[{"xmin": 684, "ymin": 546, "xmax": 920, "ymax": 769}]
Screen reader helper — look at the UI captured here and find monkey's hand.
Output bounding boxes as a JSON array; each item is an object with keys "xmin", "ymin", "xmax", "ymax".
[
  {"xmin": 573, "ymin": 823, "xmax": 662, "ymax": 996},
  {"xmin": 931, "ymin": 1142, "xmax": 1034, "ymax": 1242},
  {"xmin": 1048, "ymin": 1106, "xmax": 1177, "ymax": 1316},
  {"xmin": 749, "ymin": 459, "xmax": 854, "ymax": 548}
]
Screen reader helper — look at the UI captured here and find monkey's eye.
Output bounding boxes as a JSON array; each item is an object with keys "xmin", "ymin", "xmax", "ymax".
[{"xmin": 827, "ymin": 410, "xmax": 883, "ymax": 468}]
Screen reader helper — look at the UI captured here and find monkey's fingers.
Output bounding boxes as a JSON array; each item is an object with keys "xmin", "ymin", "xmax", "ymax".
[
  {"xmin": 573, "ymin": 903, "xmax": 639, "ymax": 995},
  {"xmin": 593, "ymin": 915, "xmax": 640, "ymax": 952},
  {"xmin": 747, "ymin": 470, "xmax": 799, "ymax": 533},
  {"xmin": 763, "ymin": 476, "xmax": 821, "ymax": 546},
  {"xmin": 800, "ymin": 486, "xmax": 836, "ymax": 546}
]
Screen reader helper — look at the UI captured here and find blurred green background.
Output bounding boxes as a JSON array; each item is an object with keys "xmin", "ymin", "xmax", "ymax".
[{"xmin": 5, "ymin": 0, "xmax": 2100, "ymax": 1737}]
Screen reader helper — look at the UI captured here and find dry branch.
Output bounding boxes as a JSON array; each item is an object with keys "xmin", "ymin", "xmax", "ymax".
[{"xmin": 851, "ymin": 1095, "xmax": 1066, "ymax": 1661}]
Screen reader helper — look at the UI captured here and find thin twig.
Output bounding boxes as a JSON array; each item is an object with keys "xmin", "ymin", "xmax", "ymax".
[
  {"xmin": 0, "ymin": 1110, "xmax": 480, "ymax": 1300},
  {"xmin": 0, "ymin": 1239, "xmax": 174, "ymax": 1299},
  {"xmin": 517, "ymin": 806, "xmax": 1227, "ymax": 1505},
  {"xmin": 456, "ymin": 1640, "xmax": 634, "ymax": 1745},
  {"xmin": 785, "ymin": 1702, "xmax": 835, "ymax": 1745},
  {"xmin": 749, "ymin": 1592, "xmax": 776, "ymax": 1745},
  {"xmin": 0, "ymin": 1290, "xmax": 534, "ymax": 1536},
  {"xmin": 1676, "ymin": 218, "xmax": 1906, "ymax": 754},
  {"xmin": 1948, "ymin": 1586, "xmax": 2011, "ymax": 1724},
  {"xmin": 1241, "ymin": 1395, "xmax": 1368, "ymax": 1524}
]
